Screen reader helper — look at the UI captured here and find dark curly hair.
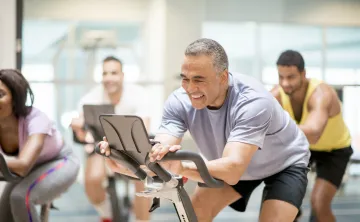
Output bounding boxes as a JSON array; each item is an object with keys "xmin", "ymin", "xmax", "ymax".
[{"xmin": 0, "ymin": 69, "xmax": 34, "ymax": 117}]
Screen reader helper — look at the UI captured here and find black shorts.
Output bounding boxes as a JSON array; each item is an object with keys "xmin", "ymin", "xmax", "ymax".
[
  {"xmin": 229, "ymin": 165, "xmax": 309, "ymax": 212},
  {"xmin": 310, "ymin": 146, "xmax": 353, "ymax": 188}
]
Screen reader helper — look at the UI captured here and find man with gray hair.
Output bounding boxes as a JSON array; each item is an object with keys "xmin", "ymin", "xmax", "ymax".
[{"xmin": 100, "ymin": 38, "xmax": 311, "ymax": 221}]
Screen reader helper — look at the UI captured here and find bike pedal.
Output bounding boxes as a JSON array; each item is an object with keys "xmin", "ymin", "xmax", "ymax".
[{"xmin": 149, "ymin": 197, "xmax": 160, "ymax": 212}]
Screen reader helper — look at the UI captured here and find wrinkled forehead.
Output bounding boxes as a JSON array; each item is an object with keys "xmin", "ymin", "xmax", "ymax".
[{"xmin": 181, "ymin": 55, "xmax": 215, "ymax": 73}]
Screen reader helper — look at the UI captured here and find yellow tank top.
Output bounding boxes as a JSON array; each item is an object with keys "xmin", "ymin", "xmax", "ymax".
[{"xmin": 279, "ymin": 79, "xmax": 351, "ymax": 151}]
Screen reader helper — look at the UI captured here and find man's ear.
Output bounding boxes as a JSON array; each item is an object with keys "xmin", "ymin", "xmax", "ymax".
[
  {"xmin": 301, "ymin": 68, "xmax": 306, "ymax": 78},
  {"xmin": 221, "ymin": 69, "xmax": 229, "ymax": 84}
]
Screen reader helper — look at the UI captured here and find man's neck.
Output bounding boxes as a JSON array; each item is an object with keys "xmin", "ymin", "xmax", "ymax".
[
  {"xmin": 289, "ymin": 79, "xmax": 309, "ymax": 104},
  {"xmin": 208, "ymin": 85, "xmax": 229, "ymax": 109},
  {"xmin": 108, "ymin": 88, "xmax": 123, "ymax": 105}
]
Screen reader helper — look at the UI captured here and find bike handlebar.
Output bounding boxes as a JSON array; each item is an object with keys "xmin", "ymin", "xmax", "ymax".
[
  {"xmin": 95, "ymin": 144, "xmax": 223, "ymax": 188},
  {"xmin": 94, "ymin": 145, "xmax": 147, "ymax": 181},
  {"xmin": 0, "ymin": 153, "xmax": 21, "ymax": 182},
  {"xmin": 159, "ymin": 150, "xmax": 224, "ymax": 188}
]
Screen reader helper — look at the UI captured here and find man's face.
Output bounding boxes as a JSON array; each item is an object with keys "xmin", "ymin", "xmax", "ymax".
[
  {"xmin": 180, "ymin": 55, "xmax": 227, "ymax": 110},
  {"xmin": 277, "ymin": 65, "xmax": 305, "ymax": 95},
  {"xmin": 102, "ymin": 60, "xmax": 123, "ymax": 94}
]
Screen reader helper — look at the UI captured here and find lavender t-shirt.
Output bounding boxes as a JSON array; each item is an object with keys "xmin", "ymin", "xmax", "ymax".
[{"xmin": 1, "ymin": 107, "xmax": 64, "ymax": 164}]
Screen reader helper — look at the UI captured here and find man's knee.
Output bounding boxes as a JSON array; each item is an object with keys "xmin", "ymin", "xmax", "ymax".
[
  {"xmin": 192, "ymin": 194, "xmax": 215, "ymax": 221},
  {"xmin": 311, "ymin": 193, "xmax": 331, "ymax": 214},
  {"xmin": 260, "ymin": 200, "xmax": 298, "ymax": 222},
  {"xmin": 85, "ymin": 164, "xmax": 107, "ymax": 188},
  {"xmin": 84, "ymin": 168, "xmax": 107, "ymax": 203},
  {"xmin": 85, "ymin": 173, "xmax": 105, "ymax": 187},
  {"xmin": 311, "ymin": 178, "xmax": 337, "ymax": 214}
]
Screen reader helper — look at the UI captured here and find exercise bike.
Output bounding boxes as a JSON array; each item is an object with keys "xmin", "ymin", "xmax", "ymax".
[
  {"xmin": 94, "ymin": 114, "xmax": 224, "ymax": 222},
  {"xmin": 72, "ymin": 104, "xmax": 133, "ymax": 222},
  {"xmin": 0, "ymin": 153, "xmax": 56, "ymax": 222}
]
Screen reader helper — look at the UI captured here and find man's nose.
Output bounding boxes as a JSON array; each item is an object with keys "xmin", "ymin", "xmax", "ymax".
[
  {"xmin": 281, "ymin": 80, "xmax": 290, "ymax": 87},
  {"xmin": 187, "ymin": 80, "xmax": 198, "ymax": 93}
]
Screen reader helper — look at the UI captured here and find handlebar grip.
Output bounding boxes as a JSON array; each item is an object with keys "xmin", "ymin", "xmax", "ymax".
[
  {"xmin": 94, "ymin": 145, "xmax": 147, "ymax": 180},
  {"xmin": 160, "ymin": 150, "xmax": 224, "ymax": 188},
  {"xmin": 146, "ymin": 160, "xmax": 173, "ymax": 183},
  {"xmin": 0, "ymin": 154, "xmax": 21, "ymax": 182}
]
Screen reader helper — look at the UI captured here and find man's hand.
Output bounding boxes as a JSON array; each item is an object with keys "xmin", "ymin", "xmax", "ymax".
[
  {"xmin": 98, "ymin": 136, "xmax": 111, "ymax": 156},
  {"xmin": 70, "ymin": 117, "xmax": 89, "ymax": 143},
  {"xmin": 149, "ymin": 143, "xmax": 183, "ymax": 175},
  {"xmin": 70, "ymin": 117, "xmax": 84, "ymax": 131}
]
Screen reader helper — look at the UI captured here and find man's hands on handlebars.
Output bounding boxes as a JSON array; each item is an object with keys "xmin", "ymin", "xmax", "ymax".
[
  {"xmin": 149, "ymin": 143, "xmax": 184, "ymax": 175},
  {"xmin": 97, "ymin": 137, "xmax": 185, "ymax": 177}
]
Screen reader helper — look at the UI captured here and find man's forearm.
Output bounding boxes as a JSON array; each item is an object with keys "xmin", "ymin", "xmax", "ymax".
[
  {"xmin": 181, "ymin": 162, "xmax": 204, "ymax": 183},
  {"xmin": 181, "ymin": 157, "xmax": 244, "ymax": 185},
  {"xmin": 299, "ymin": 125, "xmax": 321, "ymax": 144}
]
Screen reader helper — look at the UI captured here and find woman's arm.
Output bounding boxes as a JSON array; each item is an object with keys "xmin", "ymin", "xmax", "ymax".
[{"xmin": 6, "ymin": 134, "xmax": 45, "ymax": 176}]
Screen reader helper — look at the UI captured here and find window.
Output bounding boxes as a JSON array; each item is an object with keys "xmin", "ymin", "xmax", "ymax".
[
  {"xmin": 202, "ymin": 22, "xmax": 257, "ymax": 76},
  {"xmin": 325, "ymin": 27, "xmax": 360, "ymax": 85},
  {"xmin": 260, "ymin": 24, "xmax": 323, "ymax": 84},
  {"xmin": 29, "ymin": 83, "xmax": 56, "ymax": 121}
]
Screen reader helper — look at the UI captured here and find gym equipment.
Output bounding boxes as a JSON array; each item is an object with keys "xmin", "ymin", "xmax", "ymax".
[
  {"xmin": 81, "ymin": 104, "xmax": 132, "ymax": 222},
  {"xmin": 0, "ymin": 153, "xmax": 53, "ymax": 222},
  {"xmin": 95, "ymin": 115, "xmax": 224, "ymax": 222}
]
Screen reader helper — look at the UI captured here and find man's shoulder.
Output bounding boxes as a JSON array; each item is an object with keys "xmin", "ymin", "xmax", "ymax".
[
  {"xmin": 121, "ymin": 84, "xmax": 146, "ymax": 102},
  {"xmin": 230, "ymin": 72, "xmax": 273, "ymax": 97},
  {"xmin": 229, "ymin": 90, "xmax": 274, "ymax": 119},
  {"xmin": 309, "ymin": 79, "xmax": 336, "ymax": 102},
  {"xmin": 228, "ymin": 73, "xmax": 275, "ymax": 107},
  {"xmin": 80, "ymin": 85, "xmax": 104, "ymax": 104}
]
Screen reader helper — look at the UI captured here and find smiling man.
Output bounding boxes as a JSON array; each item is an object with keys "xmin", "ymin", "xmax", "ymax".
[
  {"xmin": 71, "ymin": 56, "xmax": 151, "ymax": 222},
  {"xmin": 100, "ymin": 39, "xmax": 311, "ymax": 222}
]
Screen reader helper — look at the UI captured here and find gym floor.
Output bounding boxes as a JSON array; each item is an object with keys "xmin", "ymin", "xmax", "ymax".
[{"xmin": 46, "ymin": 164, "xmax": 360, "ymax": 222}]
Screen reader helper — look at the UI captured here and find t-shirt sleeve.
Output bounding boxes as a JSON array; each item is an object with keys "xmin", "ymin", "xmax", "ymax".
[
  {"xmin": 227, "ymin": 97, "xmax": 273, "ymax": 149},
  {"xmin": 157, "ymin": 93, "xmax": 187, "ymax": 138},
  {"xmin": 27, "ymin": 109, "xmax": 53, "ymax": 136}
]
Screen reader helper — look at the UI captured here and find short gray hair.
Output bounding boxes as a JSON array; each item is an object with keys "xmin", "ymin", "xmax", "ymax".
[{"xmin": 185, "ymin": 38, "xmax": 228, "ymax": 73}]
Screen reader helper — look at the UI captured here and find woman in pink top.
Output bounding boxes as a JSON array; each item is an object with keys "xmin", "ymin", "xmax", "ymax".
[{"xmin": 0, "ymin": 69, "xmax": 79, "ymax": 222}]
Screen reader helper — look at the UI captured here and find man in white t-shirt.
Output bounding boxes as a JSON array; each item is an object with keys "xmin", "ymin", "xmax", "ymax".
[{"xmin": 71, "ymin": 56, "xmax": 151, "ymax": 222}]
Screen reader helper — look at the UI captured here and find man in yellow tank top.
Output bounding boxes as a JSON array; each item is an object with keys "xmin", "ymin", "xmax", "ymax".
[{"xmin": 271, "ymin": 50, "xmax": 353, "ymax": 222}]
